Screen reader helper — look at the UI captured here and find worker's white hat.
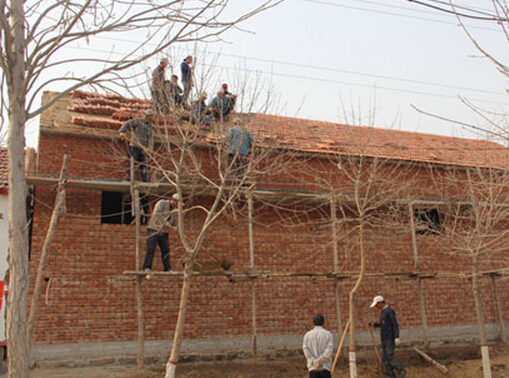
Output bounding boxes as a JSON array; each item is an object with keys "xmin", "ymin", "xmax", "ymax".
[
  {"xmin": 370, "ymin": 295, "xmax": 384, "ymax": 308},
  {"xmin": 172, "ymin": 193, "xmax": 181, "ymax": 201}
]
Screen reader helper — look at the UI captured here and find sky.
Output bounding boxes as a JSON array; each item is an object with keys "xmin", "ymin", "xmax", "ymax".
[{"xmin": 25, "ymin": 0, "xmax": 509, "ymax": 147}]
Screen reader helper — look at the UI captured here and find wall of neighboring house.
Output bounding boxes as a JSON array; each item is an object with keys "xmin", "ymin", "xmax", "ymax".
[
  {"xmin": 0, "ymin": 191, "xmax": 8, "ymax": 346},
  {"xmin": 28, "ymin": 126, "xmax": 509, "ymax": 363}
]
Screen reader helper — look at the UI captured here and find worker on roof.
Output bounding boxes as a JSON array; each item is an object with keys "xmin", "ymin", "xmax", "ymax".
[
  {"xmin": 220, "ymin": 83, "xmax": 237, "ymax": 107},
  {"xmin": 369, "ymin": 295, "xmax": 407, "ymax": 378},
  {"xmin": 209, "ymin": 90, "xmax": 234, "ymax": 122},
  {"xmin": 119, "ymin": 109, "xmax": 154, "ymax": 183},
  {"xmin": 151, "ymin": 58, "xmax": 169, "ymax": 114},
  {"xmin": 142, "ymin": 194, "xmax": 180, "ymax": 273},
  {"xmin": 191, "ymin": 92, "xmax": 211, "ymax": 127},
  {"xmin": 167, "ymin": 74, "xmax": 183, "ymax": 109},
  {"xmin": 303, "ymin": 314, "xmax": 334, "ymax": 378},
  {"xmin": 181, "ymin": 55, "xmax": 194, "ymax": 105},
  {"xmin": 224, "ymin": 117, "xmax": 253, "ymax": 176}
]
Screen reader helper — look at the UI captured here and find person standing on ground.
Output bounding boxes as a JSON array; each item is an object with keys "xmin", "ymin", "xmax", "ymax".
[
  {"xmin": 181, "ymin": 55, "xmax": 194, "ymax": 105},
  {"xmin": 369, "ymin": 295, "xmax": 407, "ymax": 378},
  {"xmin": 303, "ymin": 315, "xmax": 334, "ymax": 378},
  {"xmin": 142, "ymin": 194, "xmax": 180, "ymax": 273}
]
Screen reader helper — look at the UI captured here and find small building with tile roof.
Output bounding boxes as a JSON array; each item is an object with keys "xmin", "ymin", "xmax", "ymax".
[{"xmin": 26, "ymin": 90, "xmax": 509, "ymax": 364}]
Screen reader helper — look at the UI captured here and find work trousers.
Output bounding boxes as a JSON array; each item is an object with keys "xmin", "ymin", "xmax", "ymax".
[
  {"xmin": 151, "ymin": 90, "xmax": 166, "ymax": 114},
  {"xmin": 182, "ymin": 81, "xmax": 192, "ymax": 105},
  {"xmin": 143, "ymin": 228, "xmax": 171, "ymax": 271},
  {"xmin": 382, "ymin": 339, "xmax": 406, "ymax": 378},
  {"xmin": 127, "ymin": 145, "xmax": 149, "ymax": 183},
  {"xmin": 309, "ymin": 370, "xmax": 331, "ymax": 378},
  {"xmin": 228, "ymin": 154, "xmax": 248, "ymax": 177}
]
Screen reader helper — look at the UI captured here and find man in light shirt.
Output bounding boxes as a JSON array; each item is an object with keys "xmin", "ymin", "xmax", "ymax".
[
  {"xmin": 142, "ymin": 194, "xmax": 179, "ymax": 273},
  {"xmin": 303, "ymin": 315, "xmax": 334, "ymax": 378}
]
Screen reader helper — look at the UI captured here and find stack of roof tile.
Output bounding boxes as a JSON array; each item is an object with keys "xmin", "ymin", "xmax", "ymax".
[{"xmin": 60, "ymin": 90, "xmax": 509, "ymax": 169}]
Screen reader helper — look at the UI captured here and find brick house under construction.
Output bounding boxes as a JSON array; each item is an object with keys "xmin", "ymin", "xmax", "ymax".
[{"xmin": 27, "ymin": 90, "xmax": 509, "ymax": 364}]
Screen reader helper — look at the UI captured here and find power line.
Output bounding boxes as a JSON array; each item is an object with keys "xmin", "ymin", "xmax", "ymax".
[
  {"xmin": 83, "ymin": 35, "xmax": 507, "ymax": 98},
  {"xmin": 420, "ymin": 0, "xmax": 498, "ymax": 16},
  {"xmin": 298, "ymin": 0, "xmax": 501, "ymax": 31},
  {"xmin": 56, "ymin": 43, "xmax": 509, "ymax": 107},
  {"xmin": 406, "ymin": 0, "xmax": 505, "ymax": 21}
]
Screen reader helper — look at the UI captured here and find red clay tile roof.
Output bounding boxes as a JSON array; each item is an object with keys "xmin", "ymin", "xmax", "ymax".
[
  {"xmin": 0, "ymin": 147, "xmax": 7, "ymax": 187},
  {"xmin": 45, "ymin": 90, "xmax": 509, "ymax": 169}
]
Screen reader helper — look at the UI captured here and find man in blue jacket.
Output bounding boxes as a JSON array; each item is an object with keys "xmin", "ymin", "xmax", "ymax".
[
  {"xmin": 370, "ymin": 295, "xmax": 407, "ymax": 378},
  {"xmin": 224, "ymin": 118, "xmax": 253, "ymax": 176}
]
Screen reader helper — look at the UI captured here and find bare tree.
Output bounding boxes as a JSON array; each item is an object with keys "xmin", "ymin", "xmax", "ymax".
[
  {"xmin": 405, "ymin": 0, "xmax": 509, "ymax": 143},
  {"xmin": 0, "ymin": 1, "xmax": 284, "ymax": 377},
  {"xmin": 135, "ymin": 111, "xmax": 293, "ymax": 377},
  {"xmin": 431, "ymin": 163, "xmax": 509, "ymax": 378},
  {"xmin": 310, "ymin": 139, "xmax": 418, "ymax": 378}
]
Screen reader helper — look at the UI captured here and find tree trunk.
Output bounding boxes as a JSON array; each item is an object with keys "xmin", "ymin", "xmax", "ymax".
[
  {"xmin": 349, "ymin": 221, "xmax": 365, "ymax": 378},
  {"xmin": 331, "ymin": 195, "xmax": 344, "ymax": 351},
  {"xmin": 7, "ymin": 0, "xmax": 29, "ymax": 376},
  {"xmin": 247, "ymin": 193, "xmax": 257, "ymax": 363},
  {"xmin": 472, "ymin": 255, "xmax": 492, "ymax": 378},
  {"xmin": 165, "ymin": 260, "xmax": 194, "ymax": 378},
  {"xmin": 490, "ymin": 275, "xmax": 506, "ymax": 343}
]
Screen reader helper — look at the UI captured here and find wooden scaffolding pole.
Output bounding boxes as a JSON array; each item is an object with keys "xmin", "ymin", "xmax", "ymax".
[
  {"xmin": 408, "ymin": 204, "xmax": 429, "ymax": 348},
  {"xmin": 131, "ymin": 157, "xmax": 145, "ymax": 369},
  {"xmin": 490, "ymin": 273, "xmax": 507, "ymax": 343},
  {"xmin": 27, "ymin": 154, "xmax": 69, "ymax": 346},
  {"xmin": 330, "ymin": 195, "xmax": 344, "ymax": 349},
  {"xmin": 247, "ymin": 191, "xmax": 257, "ymax": 363}
]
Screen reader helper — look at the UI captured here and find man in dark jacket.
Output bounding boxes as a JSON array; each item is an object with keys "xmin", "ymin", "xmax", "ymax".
[
  {"xmin": 181, "ymin": 55, "xmax": 193, "ymax": 105},
  {"xmin": 168, "ymin": 74, "xmax": 183, "ymax": 109},
  {"xmin": 191, "ymin": 92, "xmax": 211, "ymax": 127},
  {"xmin": 119, "ymin": 109, "xmax": 154, "ymax": 182},
  {"xmin": 370, "ymin": 295, "xmax": 407, "ymax": 378}
]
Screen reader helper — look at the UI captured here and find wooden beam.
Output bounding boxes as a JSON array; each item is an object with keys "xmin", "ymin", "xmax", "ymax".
[
  {"xmin": 27, "ymin": 154, "xmax": 69, "ymax": 346},
  {"xmin": 408, "ymin": 203, "xmax": 429, "ymax": 348},
  {"xmin": 27, "ymin": 175, "xmax": 509, "ymax": 208},
  {"xmin": 133, "ymin": 185, "xmax": 145, "ymax": 369},
  {"xmin": 247, "ymin": 192, "xmax": 258, "ymax": 363},
  {"xmin": 331, "ymin": 320, "xmax": 350, "ymax": 376},
  {"xmin": 413, "ymin": 347, "xmax": 449, "ymax": 375}
]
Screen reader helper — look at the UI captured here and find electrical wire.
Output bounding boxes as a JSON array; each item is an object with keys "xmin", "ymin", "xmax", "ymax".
[
  {"xmin": 298, "ymin": 0, "xmax": 501, "ymax": 30},
  {"xmin": 406, "ymin": 0, "xmax": 505, "ymax": 21}
]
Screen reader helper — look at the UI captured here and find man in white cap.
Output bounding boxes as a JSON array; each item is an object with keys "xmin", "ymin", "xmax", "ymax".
[
  {"xmin": 302, "ymin": 314, "xmax": 333, "ymax": 378},
  {"xmin": 369, "ymin": 295, "xmax": 406, "ymax": 378},
  {"xmin": 142, "ymin": 194, "xmax": 180, "ymax": 273}
]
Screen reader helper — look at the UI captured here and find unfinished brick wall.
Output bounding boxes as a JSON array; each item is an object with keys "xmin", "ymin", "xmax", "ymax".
[{"xmin": 28, "ymin": 91, "xmax": 509, "ymax": 349}]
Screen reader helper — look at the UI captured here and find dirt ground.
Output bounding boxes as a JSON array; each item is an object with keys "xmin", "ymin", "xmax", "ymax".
[{"xmin": 8, "ymin": 344, "xmax": 509, "ymax": 378}]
